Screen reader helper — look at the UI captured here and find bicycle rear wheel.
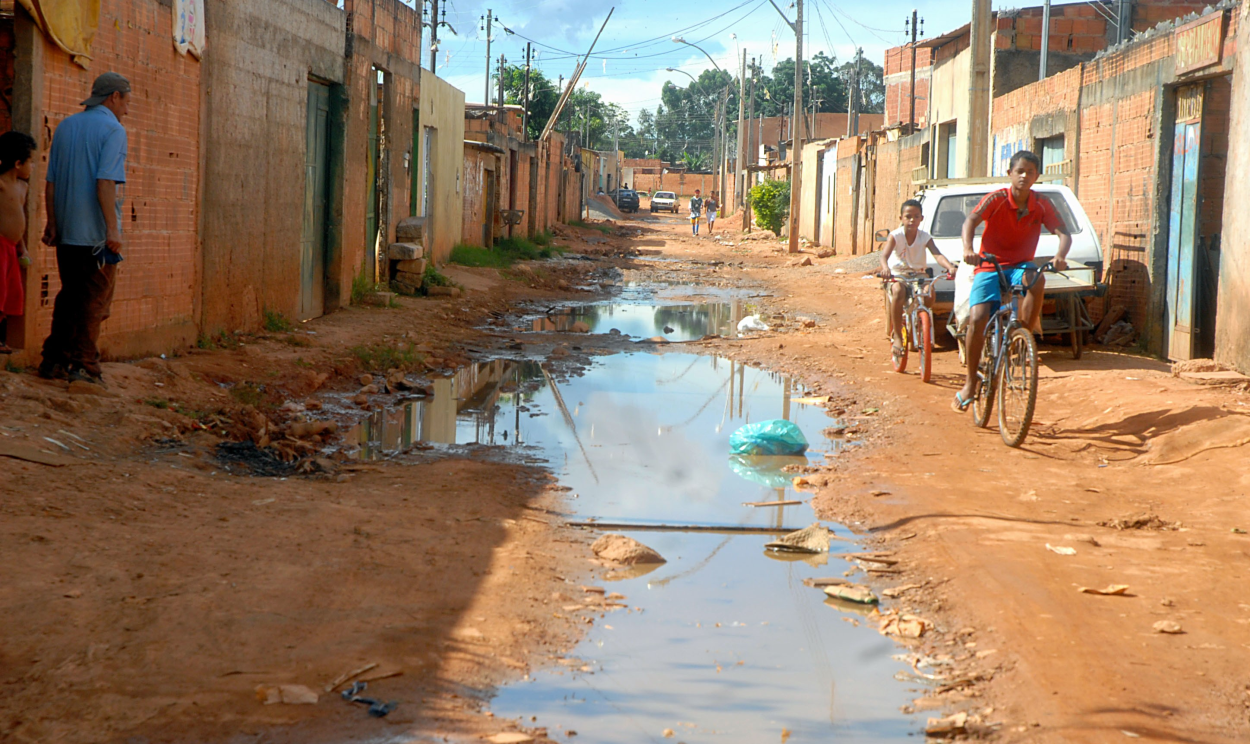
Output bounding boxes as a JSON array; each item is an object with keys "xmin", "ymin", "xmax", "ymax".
[
  {"xmin": 998, "ymin": 327, "xmax": 1040, "ymax": 447},
  {"xmin": 917, "ymin": 310, "xmax": 933, "ymax": 383},
  {"xmin": 892, "ymin": 322, "xmax": 909, "ymax": 373}
]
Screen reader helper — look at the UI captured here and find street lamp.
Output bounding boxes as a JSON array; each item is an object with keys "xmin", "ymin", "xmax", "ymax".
[
  {"xmin": 665, "ymin": 67, "xmax": 698, "ymax": 84},
  {"xmin": 671, "ymin": 36, "xmax": 722, "ymax": 71}
]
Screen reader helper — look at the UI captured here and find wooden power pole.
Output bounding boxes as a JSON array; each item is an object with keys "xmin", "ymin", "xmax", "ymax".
[
  {"xmin": 787, "ymin": 0, "xmax": 803, "ymax": 253},
  {"xmin": 737, "ymin": 50, "xmax": 747, "ymax": 210}
]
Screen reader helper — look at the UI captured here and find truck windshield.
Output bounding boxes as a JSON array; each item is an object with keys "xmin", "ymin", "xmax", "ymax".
[{"xmin": 929, "ymin": 191, "xmax": 1083, "ymax": 238}]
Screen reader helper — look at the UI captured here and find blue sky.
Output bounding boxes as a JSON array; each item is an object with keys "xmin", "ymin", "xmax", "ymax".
[{"xmin": 425, "ymin": 0, "xmax": 1094, "ymax": 121}]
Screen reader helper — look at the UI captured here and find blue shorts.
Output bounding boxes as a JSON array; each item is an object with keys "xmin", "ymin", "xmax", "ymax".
[{"xmin": 969, "ymin": 264, "xmax": 1035, "ymax": 310}]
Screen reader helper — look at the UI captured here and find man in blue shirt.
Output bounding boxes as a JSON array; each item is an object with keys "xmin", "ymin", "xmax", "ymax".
[{"xmin": 38, "ymin": 72, "xmax": 130, "ymax": 386}]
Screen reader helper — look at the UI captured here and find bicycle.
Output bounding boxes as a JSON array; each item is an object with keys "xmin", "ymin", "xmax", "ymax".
[
  {"xmin": 969, "ymin": 255, "xmax": 1054, "ymax": 448},
  {"xmin": 884, "ymin": 270, "xmax": 941, "ymax": 383}
]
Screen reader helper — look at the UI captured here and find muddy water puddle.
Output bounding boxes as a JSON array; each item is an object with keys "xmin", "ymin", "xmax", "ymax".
[
  {"xmin": 338, "ymin": 350, "xmax": 918, "ymax": 739},
  {"xmin": 527, "ymin": 286, "xmax": 762, "ymax": 342}
]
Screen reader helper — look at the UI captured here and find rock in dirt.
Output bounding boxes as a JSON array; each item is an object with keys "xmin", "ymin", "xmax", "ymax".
[
  {"xmin": 925, "ymin": 711, "xmax": 968, "ymax": 736},
  {"xmin": 591, "ymin": 534, "xmax": 666, "ymax": 565},
  {"xmin": 428, "ymin": 285, "xmax": 462, "ymax": 298},
  {"xmin": 68, "ymin": 380, "xmax": 118, "ymax": 397},
  {"xmin": 359, "ymin": 374, "xmax": 374, "ymax": 386},
  {"xmin": 570, "ymin": 321, "xmax": 591, "ymax": 333},
  {"xmin": 1097, "ymin": 513, "xmax": 1179, "ymax": 531},
  {"xmin": 765, "ymin": 523, "xmax": 833, "ymax": 553},
  {"xmin": 1078, "ymin": 584, "xmax": 1130, "ymax": 596},
  {"xmin": 879, "ymin": 610, "xmax": 931, "ymax": 639},
  {"xmin": 255, "ymin": 683, "xmax": 319, "ymax": 705},
  {"xmin": 1153, "ymin": 620, "xmax": 1184, "ymax": 634},
  {"xmin": 816, "ymin": 249, "xmax": 834, "ymax": 258}
]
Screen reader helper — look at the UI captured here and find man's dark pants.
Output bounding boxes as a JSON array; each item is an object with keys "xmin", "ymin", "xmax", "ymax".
[{"xmin": 41, "ymin": 245, "xmax": 116, "ymax": 377}]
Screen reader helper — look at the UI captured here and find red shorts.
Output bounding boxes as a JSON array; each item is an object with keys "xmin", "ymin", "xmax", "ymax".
[{"xmin": 0, "ymin": 235, "xmax": 24, "ymax": 317}]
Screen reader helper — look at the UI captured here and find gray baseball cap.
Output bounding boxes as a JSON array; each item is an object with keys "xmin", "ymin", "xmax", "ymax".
[{"xmin": 81, "ymin": 72, "xmax": 131, "ymax": 106}]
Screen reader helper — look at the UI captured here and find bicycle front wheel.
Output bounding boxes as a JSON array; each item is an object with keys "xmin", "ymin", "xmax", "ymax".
[
  {"xmin": 998, "ymin": 327, "xmax": 1039, "ymax": 447},
  {"xmin": 918, "ymin": 310, "xmax": 933, "ymax": 383},
  {"xmin": 971, "ymin": 355, "xmax": 995, "ymax": 429}
]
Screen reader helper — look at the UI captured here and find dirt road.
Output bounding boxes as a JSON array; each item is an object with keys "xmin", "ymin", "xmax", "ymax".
[
  {"xmin": 635, "ymin": 212, "xmax": 1250, "ymax": 742},
  {"xmin": 3, "ymin": 213, "xmax": 1249, "ymax": 742}
]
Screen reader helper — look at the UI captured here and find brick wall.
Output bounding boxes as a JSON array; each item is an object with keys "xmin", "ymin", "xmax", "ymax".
[
  {"xmin": 990, "ymin": 64, "xmax": 1083, "ymax": 180},
  {"xmin": 870, "ymin": 132, "xmax": 928, "ymax": 247},
  {"xmin": 461, "ymin": 143, "xmax": 496, "ymax": 247},
  {"xmin": 28, "ymin": 0, "xmax": 202, "ymax": 359}
]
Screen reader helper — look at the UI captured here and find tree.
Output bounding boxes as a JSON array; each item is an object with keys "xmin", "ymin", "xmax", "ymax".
[
  {"xmin": 836, "ymin": 51, "xmax": 886, "ymax": 115},
  {"xmin": 498, "ymin": 64, "xmax": 559, "ymax": 140},
  {"xmin": 653, "ymin": 69, "xmax": 738, "ymax": 166}
]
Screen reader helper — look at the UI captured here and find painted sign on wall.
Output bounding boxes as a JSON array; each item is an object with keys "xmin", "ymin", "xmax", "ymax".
[
  {"xmin": 1175, "ymin": 12, "xmax": 1224, "ymax": 76},
  {"xmin": 992, "ymin": 127, "xmax": 1028, "ymax": 177}
]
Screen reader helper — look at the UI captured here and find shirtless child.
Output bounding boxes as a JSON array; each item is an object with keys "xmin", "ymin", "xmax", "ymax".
[{"xmin": 0, "ymin": 131, "xmax": 36, "ymax": 353}]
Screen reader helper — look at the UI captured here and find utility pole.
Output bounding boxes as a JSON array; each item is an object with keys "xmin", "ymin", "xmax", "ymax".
[
  {"xmin": 1040, "ymin": 0, "xmax": 1051, "ymax": 81},
  {"xmin": 737, "ymin": 49, "xmax": 747, "ymax": 210},
  {"xmin": 425, "ymin": 0, "xmax": 456, "ymax": 74},
  {"xmin": 481, "ymin": 10, "xmax": 495, "ymax": 106},
  {"xmin": 743, "ymin": 58, "xmax": 757, "ymax": 230},
  {"xmin": 497, "ymin": 54, "xmax": 507, "ymax": 124},
  {"xmin": 557, "ymin": 75, "xmax": 564, "ymax": 132},
  {"xmin": 787, "ymin": 0, "xmax": 803, "ymax": 253},
  {"xmin": 907, "ymin": 9, "xmax": 919, "ymax": 129},
  {"xmin": 850, "ymin": 48, "xmax": 862, "ymax": 136},
  {"xmin": 522, "ymin": 42, "xmax": 533, "ymax": 140},
  {"xmin": 968, "ymin": 0, "xmax": 992, "ymax": 178}
]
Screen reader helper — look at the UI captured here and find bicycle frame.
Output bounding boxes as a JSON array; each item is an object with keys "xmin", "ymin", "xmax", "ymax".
[
  {"xmin": 979, "ymin": 258, "xmax": 1048, "ymax": 376},
  {"xmin": 888, "ymin": 272, "xmax": 935, "ymax": 351}
]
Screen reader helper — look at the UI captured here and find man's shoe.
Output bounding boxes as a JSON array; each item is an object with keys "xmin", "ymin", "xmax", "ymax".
[
  {"xmin": 68, "ymin": 368, "xmax": 107, "ymax": 389},
  {"xmin": 37, "ymin": 361, "xmax": 69, "ymax": 381}
]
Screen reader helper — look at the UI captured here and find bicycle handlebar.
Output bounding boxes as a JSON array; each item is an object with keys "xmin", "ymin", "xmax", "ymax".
[{"xmin": 977, "ymin": 253, "xmax": 1054, "ymax": 294}]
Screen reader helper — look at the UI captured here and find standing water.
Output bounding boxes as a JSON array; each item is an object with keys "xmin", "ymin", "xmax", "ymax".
[{"xmin": 340, "ymin": 350, "xmax": 920, "ymax": 741}]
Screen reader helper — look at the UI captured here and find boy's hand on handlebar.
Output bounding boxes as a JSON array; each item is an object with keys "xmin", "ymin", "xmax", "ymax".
[{"xmin": 1052, "ymin": 256, "xmax": 1068, "ymax": 271}]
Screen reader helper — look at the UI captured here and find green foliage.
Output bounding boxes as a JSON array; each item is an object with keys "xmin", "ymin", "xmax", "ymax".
[
  {"xmin": 293, "ymin": 357, "xmax": 313, "ymax": 369},
  {"xmin": 350, "ymin": 271, "xmax": 372, "ymax": 305},
  {"xmin": 422, "ymin": 262, "xmax": 454, "ymax": 288},
  {"xmin": 5, "ymin": 360, "xmax": 23, "ymax": 373},
  {"xmin": 262, "ymin": 310, "xmax": 292, "ymax": 333},
  {"xmin": 678, "ymin": 150, "xmax": 710, "ymax": 173},
  {"xmin": 229, "ymin": 382, "xmax": 266, "ymax": 408},
  {"xmin": 569, "ymin": 219, "xmax": 613, "ymax": 235},
  {"xmin": 450, "ymin": 238, "xmax": 561, "ymax": 269},
  {"xmin": 533, "ymin": 229, "xmax": 553, "ymax": 247},
  {"xmin": 350, "ymin": 342, "xmax": 421, "ymax": 371},
  {"xmin": 197, "ymin": 330, "xmax": 241, "ymax": 350},
  {"xmin": 144, "ymin": 397, "xmax": 172, "ymax": 409},
  {"xmin": 749, "ymin": 179, "xmax": 791, "ymax": 236}
]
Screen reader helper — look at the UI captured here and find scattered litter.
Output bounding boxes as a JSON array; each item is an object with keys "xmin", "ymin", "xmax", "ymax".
[
  {"xmin": 1097, "ymin": 513, "xmax": 1180, "ymax": 531},
  {"xmin": 324, "ymin": 662, "xmax": 379, "ymax": 692},
  {"xmin": 1153, "ymin": 620, "xmax": 1184, "ymax": 634},
  {"xmin": 1079, "ymin": 584, "xmax": 1130, "ymax": 596},
  {"xmin": 729, "ymin": 419, "xmax": 809, "ymax": 456},
  {"xmin": 879, "ymin": 610, "xmax": 932, "ymax": 639},
  {"xmin": 823, "ymin": 584, "xmax": 878, "ymax": 604},
  {"xmin": 742, "ymin": 499, "xmax": 803, "ymax": 507},
  {"xmin": 591, "ymin": 533, "xmax": 666, "ymax": 564},
  {"xmin": 255, "ymin": 683, "xmax": 319, "ymax": 705},
  {"xmin": 736, "ymin": 315, "xmax": 770, "ymax": 333},
  {"xmin": 1233, "ymin": 527, "xmax": 1247, "ymax": 534},
  {"xmin": 882, "ymin": 583, "xmax": 924, "ymax": 598},
  {"xmin": 0, "ymin": 441, "xmax": 76, "ymax": 466},
  {"xmin": 766, "ymin": 523, "xmax": 833, "ymax": 553},
  {"xmin": 791, "ymin": 395, "xmax": 829, "ymax": 405},
  {"xmin": 1045, "ymin": 543, "xmax": 1077, "ymax": 556},
  {"xmin": 340, "ymin": 681, "xmax": 397, "ymax": 717},
  {"xmin": 662, "ymin": 729, "xmax": 675, "ymax": 738}
]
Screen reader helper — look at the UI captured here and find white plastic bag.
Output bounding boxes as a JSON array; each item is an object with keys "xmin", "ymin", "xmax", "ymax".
[
  {"xmin": 951, "ymin": 262, "xmax": 977, "ymax": 334},
  {"xmin": 737, "ymin": 315, "xmax": 770, "ymax": 333}
]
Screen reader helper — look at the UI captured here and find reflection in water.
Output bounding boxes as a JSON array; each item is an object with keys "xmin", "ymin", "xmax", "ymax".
[{"xmin": 534, "ymin": 300, "xmax": 745, "ymax": 341}]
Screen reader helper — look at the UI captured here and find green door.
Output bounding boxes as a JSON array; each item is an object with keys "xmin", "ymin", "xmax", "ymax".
[{"xmin": 301, "ymin": 81, "xmax": 331, "ymax": 320}]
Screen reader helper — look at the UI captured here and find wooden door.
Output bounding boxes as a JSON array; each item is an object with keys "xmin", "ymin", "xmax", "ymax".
[{"xmin": 300, "ymin": 81, "xmax": 330, "ymax": 320}]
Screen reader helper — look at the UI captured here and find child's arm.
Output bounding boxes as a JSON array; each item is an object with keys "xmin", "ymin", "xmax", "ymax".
[
  {"xmin": 926, "ymin": 238, "xmax": 956, "ymax": 274},
  {"xmin": 879, "ymin": 234, "xmax": 897, "ymax": 277}
]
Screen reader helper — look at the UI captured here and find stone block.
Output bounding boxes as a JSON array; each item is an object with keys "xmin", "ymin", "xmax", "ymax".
[
  {"xmin": 388, "ymin": 242, "xmax": 424, "ymax": 261},
  {"xmin": 395, "ymin": 258, "xmax": 427, "ymax": 275},
  {"xmin": 394, "ymin": 270, "xmax": 425, "ymax": 286},
  {"xmin": 391, "ymin": 279, "xmax": 421, "ymax": 296},
  {"xmin": 395, "ymin": 216, "xmax": 426, "ymax": 242},
  {"xmin": 427, "ymin": 286, "xmax": 462, "ymax": 298}
]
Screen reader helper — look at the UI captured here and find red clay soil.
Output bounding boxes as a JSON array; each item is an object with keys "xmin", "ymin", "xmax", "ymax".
[{"xmin": 4, "ymin": 212, "xmax": 1250, "ymax": 743}]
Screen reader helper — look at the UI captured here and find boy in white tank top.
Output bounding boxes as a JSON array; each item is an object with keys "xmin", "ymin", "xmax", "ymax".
[{"xmin": 879, "ymin": 199, "xmax": 956, "ymax": 354}]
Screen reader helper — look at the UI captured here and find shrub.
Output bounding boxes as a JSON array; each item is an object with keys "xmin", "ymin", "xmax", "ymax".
[
  {"xmin": 749, "ymin": 179, "xmax": 791, "ymax": 237},
  {"xmin": 448, "ymin": 239, "xmax": 560, "ymax": 269},
  {"xmin": 350, "ymin": 341, "xmax": 421, "ymax": 371},
  {"xmin": 263, "ymin": 310, "xmax": 292, "ymax": 333}
]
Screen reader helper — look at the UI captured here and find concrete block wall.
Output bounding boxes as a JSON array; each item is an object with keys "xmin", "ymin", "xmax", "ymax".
[
  {"xmin": 1216, "ymin": 2, "xmax": 1250, "ymax": 371},
  {"xmin": 883, "ymin": 45, "xmax": 932, "ymax": 128},
  {"xmin": 29, "ymin": 0, "xmax": 202, "ymax": 359},
  {"xmin": 990, "ymin": 64, "xmax": 1083, "ymax": 180},
  {"xmin": 200, "ymin": 0, "xmax": 346, "ymax": 333}
]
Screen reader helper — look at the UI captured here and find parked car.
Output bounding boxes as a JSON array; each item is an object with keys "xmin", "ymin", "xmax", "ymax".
[
  {"xmin": 915, "ymin": 182, "xmax": 1103, "ymax": 312},
  {"xmin": 650, "ymin": 190, "xmax": 679, "ymax": 213},
  {"xmin": 611, "ymin": 189, "xmax": 640, "ymax": 213}
]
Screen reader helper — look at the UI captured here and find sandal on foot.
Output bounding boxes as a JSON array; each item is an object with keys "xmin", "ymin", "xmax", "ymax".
[{"xmin": 952, "ymin": 391, "xmax": 973, "ymax": 412}]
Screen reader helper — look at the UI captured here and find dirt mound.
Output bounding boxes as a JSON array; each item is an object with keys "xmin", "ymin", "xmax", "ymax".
[
  {"xmin": 1138, "ymin": 415, "xmax": 1250, "ymax": 465},
  {"xmin": 1171, "ymin": 359, "xmax": 1228, "ymax": 376},
  {"xmin": 589, "ymin": 194, "xmax": 626, "ymax": 220},
  {"xmin": 591, "ymin": 534, "xmax": 666, "ymax": 564}
]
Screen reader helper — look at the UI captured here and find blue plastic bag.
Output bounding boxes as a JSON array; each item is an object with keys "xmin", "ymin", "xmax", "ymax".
[{"xmin": 729, "ymin": 419, "xmax": 809, "ymax": 456}]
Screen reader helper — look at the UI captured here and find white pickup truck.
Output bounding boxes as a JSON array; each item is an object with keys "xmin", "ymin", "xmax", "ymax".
[{"xmin": 913, "ymin": 181, "xmax": 1103, "ymax": 312}]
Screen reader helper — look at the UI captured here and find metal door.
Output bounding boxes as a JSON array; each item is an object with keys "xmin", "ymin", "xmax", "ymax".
[
  {"xmin": 300, "ymin": 81, "xmax": 330, "ymax": 320},
  {"xmin": 366, "ymin": 80, "xmax": 379, "ymax": 281},
  {"xmin": 1166, "ymin": 85, "xmax": 1203, "ymax": 361}
]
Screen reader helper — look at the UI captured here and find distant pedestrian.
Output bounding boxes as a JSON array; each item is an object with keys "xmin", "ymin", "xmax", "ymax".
[
  {"xmin": 0, "ymin": 131, "xmax": 37, "ymax": 354},
  {"xmin": 705, "ymin": 193, "xmax": 719, "ymax": 235},
  {"xmin": 39, "ymin": 72, "xmax": 130, "ymax": 386},
  {"xmin": 689, "ymin": 189, "xmax": 703, "ymax": 236}
]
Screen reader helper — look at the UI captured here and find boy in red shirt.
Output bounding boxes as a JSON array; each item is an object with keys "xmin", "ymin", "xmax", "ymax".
[{"xmin": 953, "ymin": 150, "xmax": 1071, "ymax": 411}]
